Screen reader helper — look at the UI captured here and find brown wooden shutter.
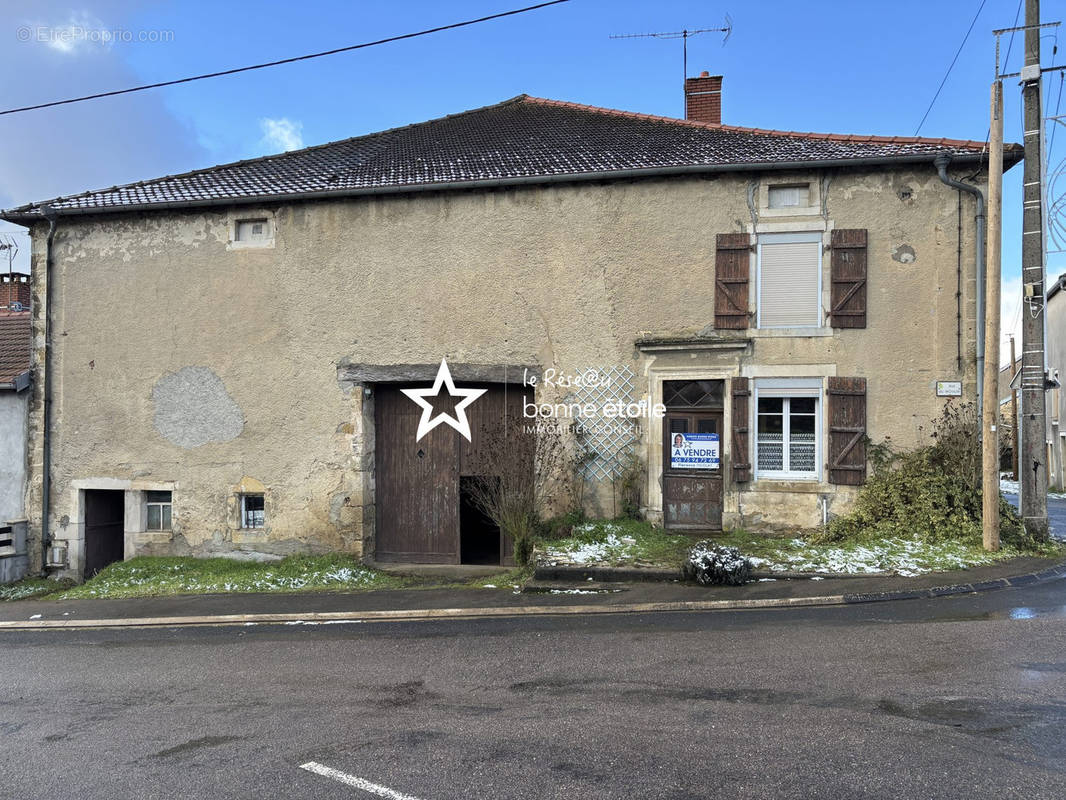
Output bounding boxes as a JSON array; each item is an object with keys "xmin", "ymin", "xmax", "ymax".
[
  {"xmin": 829, "ymin": 229, "xmax": 867, "ymax": 328},
  {"xmin": 731, "ymin": 377, "xmax": 752, "ymax": 482},
  {"xmin": 827, "ymin": 377, "xmax": 867, "ymax": 485},
  {"xmin": 715, "ymin": 233, "xmax": 751, "ymax": 329}
]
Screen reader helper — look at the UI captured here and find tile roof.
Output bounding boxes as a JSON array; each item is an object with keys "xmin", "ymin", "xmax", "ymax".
[
  {"xmin": 1, "ymin": 95, "xmax": 1018, "ymax": 220},
  {"xmin": 0, "ymin": 312, "xmax": 31, "ymax": 386}
]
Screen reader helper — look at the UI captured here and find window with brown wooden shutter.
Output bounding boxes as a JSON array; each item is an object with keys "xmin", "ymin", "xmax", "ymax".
[
  {"xmin": 827, "ymin": 376, "xmax": 867, "ymax": 485},
  {"xmin": 829, "ymin": 229, "xmax": 868, "ymax": 328},
  {"xmin": 715, "ymin": 233, "xmax": 751, "ymax": 329},
  {"xmin": 731, "ymin": 377, "xmax": 752, "ymax": 482}
]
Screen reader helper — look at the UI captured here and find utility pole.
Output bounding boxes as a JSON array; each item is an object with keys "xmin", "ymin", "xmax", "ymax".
[
  {"xmin": 1010, "ymin": 334, "xmax": 1019, "ymax": 479},
  {"xmin": 983, "ymin": 79, "xmax": 1004, "ymax": 551},
  {"xmin": 1020, "ymin": 0, "xmax": 1050, "ymax": 539}
]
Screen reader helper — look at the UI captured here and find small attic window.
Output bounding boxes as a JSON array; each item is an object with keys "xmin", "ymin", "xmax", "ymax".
[
  {"xmin": 235, "ymin": 218, "xmax": 271, "ymax": 243},
  {"xmin": 768, "ymin": 184, "xmax": 811, "ymax": 209}
]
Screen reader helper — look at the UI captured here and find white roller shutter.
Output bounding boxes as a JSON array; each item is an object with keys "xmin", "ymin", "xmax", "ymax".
[{"xmin": 758, "ymin": 233, "xmax": 822, "ymax": 328}]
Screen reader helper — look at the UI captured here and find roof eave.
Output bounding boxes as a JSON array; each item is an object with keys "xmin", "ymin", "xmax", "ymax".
[
  {"xmin": 0, "ymin": 370, "xmax": 30, "ymax": 392},
  {"xmin": 0, "ymin": 149, "xmax": 1015, "ymax": 224}
]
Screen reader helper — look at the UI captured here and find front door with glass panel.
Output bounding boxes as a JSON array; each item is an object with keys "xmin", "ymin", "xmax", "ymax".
[{"xmin": 662, "ymin": 380, "xmax": 724, "ymax": 531}]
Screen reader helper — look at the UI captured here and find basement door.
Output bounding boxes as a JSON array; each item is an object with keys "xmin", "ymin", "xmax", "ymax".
[
  {"xmin": 83, "ymin": 489, "xmax": 125, "ymax": 577},
  {"xmin": 375, "ymin": 384, "xmax": 527, "ymax": 564},
  {"xmin": 662, "ymin": 380, "xmax": 724, "ymax": 531}
]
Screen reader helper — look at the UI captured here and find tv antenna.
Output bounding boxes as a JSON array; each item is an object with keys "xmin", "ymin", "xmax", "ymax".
[
  {"xmin": 0, "ymin": 234, "xmax": 18, "ymax": 281},
  {"xmin": 610, "ymin": 15, "xmax": 732, "ymax": 91}
]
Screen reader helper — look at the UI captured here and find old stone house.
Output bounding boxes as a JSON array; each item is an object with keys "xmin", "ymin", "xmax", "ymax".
[{"xmin": 1, "ymin": 75, "xmax": 1021, "ymax": 579}]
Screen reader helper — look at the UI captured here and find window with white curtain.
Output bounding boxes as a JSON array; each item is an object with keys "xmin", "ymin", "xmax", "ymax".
[
  {"xmin": 768, "ymin": 184, "xmax": 811, "ymax": 208},
  {"xmin": 757, "ymin": 232, "xmax": 822, "ymax": 328},
  {"xmin": 754, "ymin": 379, "xmax": 821, "ymax": 480}
]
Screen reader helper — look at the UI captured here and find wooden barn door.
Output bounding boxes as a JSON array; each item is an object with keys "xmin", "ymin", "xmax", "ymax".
[
  {"xmin": 375, "ymin": 387, "xmax": 460, "ymax": 563},
  {"xmin": 375, "ymin": 383, "xmax": 529, "ymax": 564}
]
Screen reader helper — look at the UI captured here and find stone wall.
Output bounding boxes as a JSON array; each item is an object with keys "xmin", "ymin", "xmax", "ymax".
[{"xmin": 22, "ymin": 165, "xmax": 985, "ymax": 574}]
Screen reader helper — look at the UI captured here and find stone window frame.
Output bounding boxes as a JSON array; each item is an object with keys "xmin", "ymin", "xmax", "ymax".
[
  {"xmin": 759, "ymin": 175, "xmax": 821, "ymax": 218},
  {"xmin": 228, "ymin": 211, "xmax": 276, "ymax": 250}
]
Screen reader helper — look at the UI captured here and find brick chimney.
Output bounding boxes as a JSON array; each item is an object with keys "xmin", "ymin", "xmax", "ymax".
[
  {"xmin": 685, "ymin": 71, "xmax": 722, "ymax": 125},
  {"xmin": 0, "ymin": 273, "xmax": 30, "ymax": 312}
]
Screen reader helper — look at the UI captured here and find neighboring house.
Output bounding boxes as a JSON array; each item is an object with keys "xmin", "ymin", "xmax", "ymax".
[
  {"xmin": 0, "ymin": 274, "xmax": 31, "ymax": 582},
  {"xmin": 998, "ymin": 355, "xmax": 1022, "ymax": 406},
  {"xmin": 1047, "ymin": 273, "xmax": 1065, "ymax": 490},
  {"xmin": 0, "ymin": 75, "xmax": 1022, "ymax": 579},
  {"xmin": 998, "ymin": 354, "xmax": 1022, "ymax": 475},
  {"xmin": 999, "ymin": 275, "xmax": 1065, "ymax": 489}
]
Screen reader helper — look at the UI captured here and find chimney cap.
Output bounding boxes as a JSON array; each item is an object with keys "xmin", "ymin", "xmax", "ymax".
[{"xmin": 700, "ymin": 70, "xmax": 709, "ymax": 77}]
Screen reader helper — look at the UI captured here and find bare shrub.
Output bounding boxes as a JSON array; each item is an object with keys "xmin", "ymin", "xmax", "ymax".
[{"xmin": 464, "ymin": 420, "xmax": 574, "ymax": 565}]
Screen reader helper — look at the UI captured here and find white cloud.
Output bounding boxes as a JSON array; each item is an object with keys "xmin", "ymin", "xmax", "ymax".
[
  {"xmin": 1, "ymin": 1, "xmax": 209, "ymax": 273},
  {"xmin": 259, "ymin": 118, "xmax": 304, "ymax": 153},
  {"xmin": 30, "ymin": 11, "xmax": 114, "ymax": 55}
]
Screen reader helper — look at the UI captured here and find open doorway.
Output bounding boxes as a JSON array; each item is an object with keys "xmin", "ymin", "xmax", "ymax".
[
  {"xmin": 459, "ymin": 476, "xmax": 501, "ymax": 565},
  {"xmin": 84, "ymin": 489, "xmax": 125, "ymax": 577}
]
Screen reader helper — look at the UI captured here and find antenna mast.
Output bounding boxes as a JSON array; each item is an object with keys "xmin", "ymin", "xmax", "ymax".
[{"xmin": 610, "ymin": 15, "xmax": 732, "ymax": 108}]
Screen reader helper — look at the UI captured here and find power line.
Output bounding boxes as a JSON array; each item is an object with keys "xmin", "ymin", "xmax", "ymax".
[
  {"xmin": 0, "ymin": 0, "xmax": 570, "ymax": 117},
  {"xmin": 915, "ymin": 0, "xmax": 989, "ymax": 136},
  {"xmin": 1003, "ymin": 0, "xmax": 1024, "ymax": 69},
  {"xmin": 1049, "ymin": 71, "xmax": 1064, "ymax": 155}
]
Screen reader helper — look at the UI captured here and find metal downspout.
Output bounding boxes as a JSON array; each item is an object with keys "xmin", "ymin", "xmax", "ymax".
[
  {"xmin": 935, "ymin": 154, "xmax": 986, "ymax": 418},
  {"xmin": 40, "ymin": 206, "xmax": 56, "ymax": 573}
]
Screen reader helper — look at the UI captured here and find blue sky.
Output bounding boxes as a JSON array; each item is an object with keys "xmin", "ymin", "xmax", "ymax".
[{"xmin": 1, "ymin": 0, "xmax": 1063, "ymax": 358}]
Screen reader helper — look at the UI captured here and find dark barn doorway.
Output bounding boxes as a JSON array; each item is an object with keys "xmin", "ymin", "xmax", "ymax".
[
  {"xmin": 459, "ymin": 476, "xmax": 502, "ymax": 564},
  {"xmin": 375, "ymin": 383, "xmax": 526, "ymax": 565},
  {"xmin": 83, "ymin": 489, "xmax": 125, "ymax": 576}
]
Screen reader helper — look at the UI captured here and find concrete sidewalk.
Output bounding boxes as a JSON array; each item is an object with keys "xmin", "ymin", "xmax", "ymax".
[{"xmin": 1, "ymin": 554, "xmax": 1064, "ymax": 630}]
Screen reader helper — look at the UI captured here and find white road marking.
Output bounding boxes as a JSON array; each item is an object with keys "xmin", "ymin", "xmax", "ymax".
[{"xmin": 300, "ymin": 761, "xmax": 426, "ymax": 800}]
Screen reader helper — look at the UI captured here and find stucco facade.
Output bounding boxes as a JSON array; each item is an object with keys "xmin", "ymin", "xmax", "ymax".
[
  {"xmin": 15, "ymin": 164, "xmax": 989, "ymax": 577},
  {"xmin": 0, "ymin": 391, "xmax": 28, "ymax": 524}
]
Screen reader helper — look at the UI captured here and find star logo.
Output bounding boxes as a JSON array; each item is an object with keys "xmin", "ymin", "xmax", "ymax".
[{"xmin": 401, "ymin": 358, "xmax": 487, "ymax": 442}]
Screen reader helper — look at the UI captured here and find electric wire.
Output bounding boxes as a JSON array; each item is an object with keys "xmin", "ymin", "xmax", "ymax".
[
  {"xmin": 915, "ymin": 0, "xmax": 989, "ymax": 136},
  {"xmin": 0, "ymin": 0, "xmax": 570, "ymax": 116}
]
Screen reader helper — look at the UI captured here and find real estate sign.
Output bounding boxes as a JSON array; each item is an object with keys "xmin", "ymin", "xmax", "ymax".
[{"xmin": 670, "ymin": 433, "xmax": 720, "ymax": 470}]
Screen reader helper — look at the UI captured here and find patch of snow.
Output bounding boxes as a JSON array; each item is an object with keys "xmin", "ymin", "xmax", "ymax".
[
  {"xmin": 29, "ymin": 614, "xmax": 42, "ymax": 619},
  {"xmin": 548, "ymin": 588, "xmax": 616, "ymax": 594},
  {"xmin": 751, "ymin": 536, "xmax": 999, "ymax": 577},
  {"xmin": 1000, "ymin": 478, "xmax": 1066, "ymax": 499},
  {"xmin": 481, "ymin": 584, "xmax": 497, "ymax": 589},
  {"xmin": 282, "ymin": 619, "xmax": 365, "ymax": 626},
  {"xmin": 541, "ymin": 532, "xmax": 635, "ymax": 566}
]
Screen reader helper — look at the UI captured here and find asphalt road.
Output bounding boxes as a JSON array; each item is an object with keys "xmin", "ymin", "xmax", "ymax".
[
  {"xmin": 1003, "ymin": 493, "xmax": 1066, "ymax": 539},
  {"xmin": 3, "ymin": 577, "xmax": 1066, "ymax": 800}
]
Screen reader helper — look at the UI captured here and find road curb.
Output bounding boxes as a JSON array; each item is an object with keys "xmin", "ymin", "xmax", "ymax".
[
  {"xmin": 533, "ymin": 565, "xmax": 681, "ymax": 582},
  {"xmin": 839, "ymin": 561, "xmax": 1066, "ymax": 604},
  {"xmin": 2, "ymin": 561, "xmax": 1064, "ymax": 632}
]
